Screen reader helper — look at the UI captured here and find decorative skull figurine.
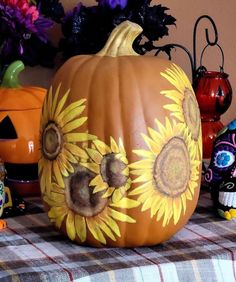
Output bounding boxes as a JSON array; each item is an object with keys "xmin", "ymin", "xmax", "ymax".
[{"xmin": 205, "ymin": 119, "xmax": 236, "ymax": 220}]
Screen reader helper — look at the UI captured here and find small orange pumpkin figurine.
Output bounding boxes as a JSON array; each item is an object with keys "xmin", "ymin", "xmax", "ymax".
[
  {"xmin": 39, "ymin": 21, "xmax": 202, "ymax": 247},
  {"xmin": 0, "ymin": 61, "xmax": 46, "ymax": 196}
]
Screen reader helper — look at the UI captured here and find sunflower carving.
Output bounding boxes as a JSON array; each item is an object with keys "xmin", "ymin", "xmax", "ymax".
[
  {"xmin": 160, "ymin": 64, "xmax": 202, "ymax": 159},
  {"xmin": 81, "ymin": 137, "xmax": 132, "ymax": 203},
  {"xmin": 39, "ymin": 84, "xmax": 95, "ymax": 195},
  {"xmin": 129, "ymin": 118, "xmax": 201, "ymax": 227},
  {"xmin": 44, "ymin": 177, "xmax": 138, "ymax": 244}
]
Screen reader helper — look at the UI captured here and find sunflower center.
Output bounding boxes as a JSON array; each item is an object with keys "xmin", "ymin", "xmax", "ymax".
[
  {"xmin": 183, "ymin": 88, "xmax": 200, "ymax": 140},
  {"xmin": 42, "ymin": 122, "xmax": 62, "ymax": 160},
  {"xmin": 154, "ymin": 137, "xmax": 190, "ymax": 197},
  {"xmin": 67, "ymin": 166, "xmax": 108, "ymax": 217},
  {"xmin": 101, "ymin": 153, "xmax": 128, "ymax": 188}
]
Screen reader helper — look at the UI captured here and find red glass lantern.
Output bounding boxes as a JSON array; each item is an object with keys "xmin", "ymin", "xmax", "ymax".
[{"xmin": 194, "ymin": 46, "xmax": 232, "ymax": 159}]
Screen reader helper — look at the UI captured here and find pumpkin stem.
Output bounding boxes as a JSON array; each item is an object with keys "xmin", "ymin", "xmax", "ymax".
[
  {"xmin": 1, "ymin": 61, "xmax": 24, "ymax": 88},
  {"xmin": 96, "ymin": 21, "xmax": 142, "ymax": 57}
]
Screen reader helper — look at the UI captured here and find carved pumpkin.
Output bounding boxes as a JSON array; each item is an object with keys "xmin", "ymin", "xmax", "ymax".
[
  {"xmin": 0, "ymin": 61, "xmax": 46, "ymax": 196},
  {"xmin": 39, "ymin": 21, "xmax": 202, "ymax": 247}
]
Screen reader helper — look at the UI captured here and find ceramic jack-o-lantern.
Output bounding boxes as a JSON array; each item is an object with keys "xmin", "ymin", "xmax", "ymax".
[
  {"xmin": 0, "ymin": 61, "xmax": 46, "ymax": 196},
  {"xmin": 205, "ymin": 119, "xmax": 236, "ymax": 220},
  {"xmin": 39, "ymin": 21, "xmax": 202, "ymax": 247}
]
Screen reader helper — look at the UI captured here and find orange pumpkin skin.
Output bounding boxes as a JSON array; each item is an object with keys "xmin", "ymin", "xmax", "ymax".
[
  {"xmin": 40, "ymin": 22, "xmax": 202, "ymax": 247},
  {"xmin": 0, "ymin": 86, "xmax": 46, "ymax": 164}
]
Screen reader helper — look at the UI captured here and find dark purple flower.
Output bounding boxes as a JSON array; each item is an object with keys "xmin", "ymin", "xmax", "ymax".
[
  {"xmin": 0, "ymin": 0, "xmax": 53, "ymax": 65},
  {"xmin": 97, "ymin": 0, "xmax": 128, "ymax": 10}
]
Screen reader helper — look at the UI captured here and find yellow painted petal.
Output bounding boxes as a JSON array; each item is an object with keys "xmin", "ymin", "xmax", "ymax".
[
  {"xmin": 55, "ymin": 212, "xmax": 67, "ymax": 229},
  {"xmin": 164, "ymin": 103, "xmax": 182, "ymax": 113},
  {"xmin": 141, "ymin": 134, "xmax": 161, "ymax": 154},
  {"xmin": 51, "ymin": 84, "xmax": 61, "ymax": 117},
  {"xmin": 47, "ymin": 192, "xmax": 65, "ymax": 205},
  {"xmin": 90, "ymin": 174, "xmax": 105, "ymax": 187},
  {"xmin": 141, "ymin": 197, "xmax": 154, "ymax": 212},
  {"xmin": 86, "ymin": 148, "xmax": 103, "ymax": 164},
  {"xmin": 93, "ymin": 184, "xmax": 108, "ymax": 194},
  {"xmin": 57, "ymin": 158, "xmax": 69, "ymax": 177},
  {"xmin": 80, "ymin": 162, "xmax": 100, "ymax": 174},
  {"xmin": 57, "ymin": 101, "xmax": 86, "ymax": 123},
  {"xmin": 132, "ymin": 171, "xmax": 153, "ymax": 183},
  {"xmin": 64, "ymin": 133, "xmax": 96, "ymax": 142},
  {"xmin": 75, "ymin": 214, "xmax": 87, "ymax": 242},
  {"xmin": 160, "ymin": 89, "xmax": 183, "ymax": 102},
  {"xmin": 130, "ymin": 169, "xmax": 147, "ymax": 176},
  {"xmin": 129, "ymin": 159, "xmax": 154, "ymax": 170},
  {"xmin": 138, "ymin": 191, "xmax": 153, "ymax": 203},
  {"xmin": 54, "ymin": 89, "xmax": 70, "ymax": 119},
  {"xmin": 156, "ymin": 201, "xmax": 167, "ymax": 222},
  {"xmin": 48, "ymin": 206, "xmax": 67, "ymax": 220},
  {"xmin": 132, "ymin": 149, "xmax": 154, "ymax": 159},
  {"xmin": 97, "ymin": 219, "xmax": 116, "ymax": 241},
  {"xmin": 110, "ymin": 137, "xmax": 120, "ymax": 153},
  {"xmin": 111, "ymin": 188, "xmax": 124, "ymax": 203},
  {"xmin": 53, "ymin": 161, "xmax": 65, "ymax": 188},
  {"xmin": 66, "ymin": 211, "xmax": 76, "ymax": 241},
  {"xmin": 59, "ymin": 154, "xmax": 75, "ymax": 173},
  {"xmin": 108, "ymin": 207, "xmax": 135, "ymax": 223},
  {"xmin": 129, "ymin": 181, "xmax": 153, "ymax": 196},
  {"xmin": 86, "ymin": 218, "xmax": 106, "ymax": 244},
  {"xmin": 62, "ymin": 149, "xmax": 78, "ymax": 164},
  {"xmin": 118, "ymin": 138, "xmax": 126, "ymax": 155},
  {"xmin": 173, "ymin": 197, "xmax": 182, "ymax": 225},
  {"xmin": 122, "ymin": 167, "xmax": 129, "ymax": 176},
  {"xmin": 62, "ymin": 117, "xmax": 88, "ymax": 133},
  {"xmin": 147, "ymin": 127, "xmax": 163, "ymax": 145},
  {"xmin": 99, "ymin": 213, "xmax": 121, "ymax": 237},
  {"xmin": 181, "ymin": 193, "xmax": 187, "ymax": 214},
  {"xmin": 150, "ymin": 196, "xmax": 162, "ymax": 217},
  {"xmin": 115, "ymin": 154, "xmax": 128, "ymax": 165},
  {"xmin": 102, "ymin": 187, "xmax": 115, "ymax": 198},
  {"xmin": 47, "ymin": 86, "xmax": 53, "ymax": 120},
  {"xmin": 170, "ymin": 112, "xmax": 184, "ymax": 122},
  {"xmin": 64, "ymin": 143, "xmax": 88, "ymax": 159},
  {"xmin": 93, "ymin": 139, "xmax": 111, "ymax": 155},
  {"xmin": 110, "ymin": 198, "xmax": 139, "ymax": 209}
]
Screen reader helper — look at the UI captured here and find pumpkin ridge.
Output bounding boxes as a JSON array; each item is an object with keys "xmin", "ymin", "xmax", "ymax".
[{"xmin": 86, "ymin": 56, "xmax": 106, "ymax": 140}]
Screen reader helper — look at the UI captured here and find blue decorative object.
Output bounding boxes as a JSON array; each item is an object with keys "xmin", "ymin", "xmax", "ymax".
[{"xmin": 205, "ymin": 119, "xmax": 236, "ymax": 220}]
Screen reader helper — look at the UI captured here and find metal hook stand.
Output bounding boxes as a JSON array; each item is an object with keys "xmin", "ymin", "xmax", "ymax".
[{"xmin": 154, "ymin": 15, "xmax": 221, "ymax": 83}]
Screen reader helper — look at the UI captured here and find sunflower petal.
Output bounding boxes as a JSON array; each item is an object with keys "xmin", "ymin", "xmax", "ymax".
[
  {"xmin": 75, "ymin": 214, "xmax": 87, "ymax": 242},
  {"xmin": 54, "ymin": 88, "xmax": 70, "ymax": 119},
  {"xmin": 102, "ymin": 187, "xmax": 115, "ymax": 198},
  {"xmin": 173, "ymin": 197, "xmax": 182, "ymax": 225},
  {"xmin": 99, "ymin": 214, "xmax": 121, "ymax": 237},
  {"xmin": 51, "ymin": 84, "xmax": 61, "ymax": 117},
  {"xmin": 93, "ymin": 139, "xmax": 111, "ymax": 155},
  {"xmin": 80, "ymin": 162, "xmax": 100, "ymax": 173},
  {"xmin": 97, "ymin": 219, "xmax": 116, "ymax": 241},
  {"xmin": 110, "ymin": 197, "xmax": 140, "ymax": 209},
  {"xmin": 64, "ymin": 133, "xmax": 96, "ymax": 142},
  {"xmin": 64, "ymin": 143, "xmax": 88, "ymax": 159},
  {"xmin": 66, "ymin": 211, "xmax": 76, "ymax": 241},
  {"xmin": 108, "ymin": 207, "xmax": 135, "ymax": 223},
  {"xmin": 62, "ymin": 117, "xmax": 88, "ymax": 133},
  {"xmin": 86, "ymin": 148, "xmax": 103, "ymax": 164},
  {"xmin": 110, "ymin": 137, "xmax": 120, "ymax": 153},
  {"xmin": 53, "ymin": 161, "xmax": 65, "ymax": 188},
  {"xmin": 86, "ymin": 219, "xmax": 106, "ymax": 244}
]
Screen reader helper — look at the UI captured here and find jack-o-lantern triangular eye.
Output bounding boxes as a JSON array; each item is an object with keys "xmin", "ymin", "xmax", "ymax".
[{"xmin": 0, "ymin": 116, "xmax": 17, "ymax": 140}]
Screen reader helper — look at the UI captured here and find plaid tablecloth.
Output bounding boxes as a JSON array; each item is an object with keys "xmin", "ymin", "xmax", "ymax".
[{"xmin": 0, "ymin": 188, "xmax": 236, "ymax": 282}]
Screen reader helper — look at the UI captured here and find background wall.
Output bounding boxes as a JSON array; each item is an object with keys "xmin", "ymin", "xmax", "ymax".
[{"xmin": 21, "ymin": 0, "xmax": 236, "ymax": 124}]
